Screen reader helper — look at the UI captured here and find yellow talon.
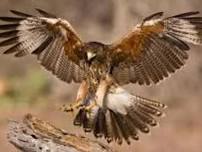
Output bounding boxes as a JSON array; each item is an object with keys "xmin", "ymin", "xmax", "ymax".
[{"xmin": 84, "ymin": 101, "xmax": 97, "ymax": 113}]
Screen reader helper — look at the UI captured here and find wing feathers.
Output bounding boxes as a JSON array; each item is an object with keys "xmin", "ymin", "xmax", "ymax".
[
  {"xmin": 111, "ymin": 11, "xmax": 202, "ymax": 85},
  {"xmin": 3, "ymin": 43, "xmax": 20, "ymax": 54},
  {"xmin": 32, "ymin": 36, "xmax": 53, "ymax": 54},
  {"xmin": 170, "ymin": 11, "xmax": 200, "ymax": 18},
  {"xmin": 0, "ymin": 36, "xmax": 18, "ymax": 46},
  {"xmin": 10, "ymin": 10, "xmax": 33, "ymax": 17},
  {"xmin": 0, "ymin": 9, "xmax": 85, "ymax": 83},
  {"xmin": 35, "ymin": 8, "xmax": 57, "ymax": 18},
  {"xmin": 0, "ymin": 16, "xmax": 25, "ymax": 22},
  {"xmin": 143, "ymin": 12, "xmax": 164, "ymax": 23},
  {"xmin": 0, "ymin": 24, "xmax": 19, "ymax": 30},
  {"xmin": 15, "ymin": 50, "xmax": 28, "ymax": 57},
  {"xmin": 163, "ymin": 33, "xmax": 190, "ymax": 51},
  {"xmin": 0, "ymin": 30, "xmax": 18, "ymax": 38}
]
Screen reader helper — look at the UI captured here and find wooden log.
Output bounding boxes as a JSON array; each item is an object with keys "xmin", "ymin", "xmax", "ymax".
[{"xmin": 7, "ymin": 114, "xmax": 115, "ymax": 152}]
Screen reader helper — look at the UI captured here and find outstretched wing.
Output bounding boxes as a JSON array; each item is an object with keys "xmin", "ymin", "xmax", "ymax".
[
  {"xmin": 0, "ymin": 9, "xmax": 85, "ymax": 83},
  {"xmin": 109, "ymin": 12, "xmax": 202, "ymax": 85}
]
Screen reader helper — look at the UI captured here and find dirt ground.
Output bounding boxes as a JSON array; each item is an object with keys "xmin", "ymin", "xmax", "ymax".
[
  {"xmin": 1, "ymin": 99, "xmax": 202, "ymax": 152},
  {"xmin": 0, "ymin": 0, "xmax": 202, "ymax": 151}
]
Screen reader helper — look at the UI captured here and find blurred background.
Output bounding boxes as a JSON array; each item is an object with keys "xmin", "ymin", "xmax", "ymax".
[{"xmin": 0, "ymin": 0, "xmax": 202, "ymax": 151}]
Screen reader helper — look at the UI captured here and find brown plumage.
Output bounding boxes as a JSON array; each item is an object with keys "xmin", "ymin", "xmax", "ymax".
[{"xmin": 0, "ymin": 9, "xmax": 202, "ymax": 144}]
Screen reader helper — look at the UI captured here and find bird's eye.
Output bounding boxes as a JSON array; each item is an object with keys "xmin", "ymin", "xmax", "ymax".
[{"xmin": 87, "ymin": 52, "xmax": 96, "ymax": 61}]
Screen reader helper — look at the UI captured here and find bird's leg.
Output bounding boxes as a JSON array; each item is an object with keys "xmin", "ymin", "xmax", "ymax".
[
  {"xmin": 84, "ymin": 99, "xmax": 97, "ymax": 112},
  {"xmin": 85, "ymin": 75, "xmax": 113, "ymax": 112},
  {"xmin": 61, "ymin": 80, "xmax": 88, "ymax": 112}
]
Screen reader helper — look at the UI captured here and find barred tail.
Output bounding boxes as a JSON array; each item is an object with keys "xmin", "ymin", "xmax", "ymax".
[{"xmin": 73, "ymin": 87, "xmax": 166, "ymax": 144}]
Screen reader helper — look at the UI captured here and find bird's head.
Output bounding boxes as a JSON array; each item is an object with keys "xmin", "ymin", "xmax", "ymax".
[{"xmin": 84, "ymin": 42, "xmax": 106, "ymax": 63}]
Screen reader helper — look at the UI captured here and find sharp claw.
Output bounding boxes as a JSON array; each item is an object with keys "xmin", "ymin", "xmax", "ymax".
[
  {"xmin": 60, "ymin": 102, "xmax": 83, "ymax": 113},
  {"xmin": 60, "ymin": 100, "xmax": 97, "ymax": 114},
  {"xmin": 60, "ymin": 104, "xmax": 74, "ymax": 112}
]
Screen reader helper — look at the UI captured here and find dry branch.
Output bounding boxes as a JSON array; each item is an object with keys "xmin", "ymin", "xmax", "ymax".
[{"xmin": 7, "ymin": 114, "xmax": 115, "ymax": 152}]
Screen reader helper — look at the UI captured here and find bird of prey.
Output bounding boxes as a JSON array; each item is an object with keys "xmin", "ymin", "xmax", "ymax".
[{"xmin": 0, "ymin": 9, "xmax": 202, "ymax": 144}]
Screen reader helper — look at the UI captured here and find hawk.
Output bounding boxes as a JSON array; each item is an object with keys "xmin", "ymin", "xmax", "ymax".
[{"xmin": 0, "ymin": 9, "xmax": 202, "ymax": 144}]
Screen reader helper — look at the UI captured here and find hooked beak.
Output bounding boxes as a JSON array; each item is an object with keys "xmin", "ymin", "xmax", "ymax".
[{"xmin": 87, "ymin": 52, "xmax": 96, "ymax": 61}]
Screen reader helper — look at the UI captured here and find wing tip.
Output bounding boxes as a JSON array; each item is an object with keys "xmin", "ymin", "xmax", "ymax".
[
  {"xmin": 169, "ymin": 11, "xmax": 200, "ymax": 19},
  {"xmin": 35, "ymin": 8, "xmax": 57, "ymax": 18},
  {"xmin": 9, "ymin": 9, "xmax": 33, "ymax": 17},
  {"xmin": 143, "ymin": 11, "xmax": 164, "ymax": 23}
]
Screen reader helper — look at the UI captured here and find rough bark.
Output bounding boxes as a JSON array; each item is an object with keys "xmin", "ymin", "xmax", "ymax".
[{"xmin": 7, "ymin": 114, "xmax": 115, "ymax": 152}]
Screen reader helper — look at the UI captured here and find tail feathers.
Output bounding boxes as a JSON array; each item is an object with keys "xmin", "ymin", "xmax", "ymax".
[
  {"xmin": 73, "ymin": 93, "xmax": 166, "ymax": 145},
  {"xmin": 93, "ymin": 108, "xmax": 107, "ymax": 138},
  {"xmin": 127, "ymin": 110, "xmax": 150, "ymax": 134},
  {"xmin": 104, "ymin": 110, "xmax": 114, "ymax": 142},
  {"xmin": 134, "ymin": 109, "xmax": 158, "ymax": 127},
  {"xmin": 73, "ymin": 107, "xmax": 99, "ymax": 132},
  {"xmin": 135, "ymin": 101, "xmax": 164, "ymax": 117},
  {"xmin": 135, "ymin": 95, "xmax": 167, "ymax": 109},
  {"xmin": 112, "ymin": 112, "xmax": 137, "ymax": 144},
  {"xmin": 107, "ymin": 111, "xmax": 123, "ymax": 144}
]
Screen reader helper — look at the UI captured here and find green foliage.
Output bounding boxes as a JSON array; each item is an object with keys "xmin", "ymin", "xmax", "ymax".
[{"xmin": 0, "ymin": 69, "xmax": 51, "ymax": 107}]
